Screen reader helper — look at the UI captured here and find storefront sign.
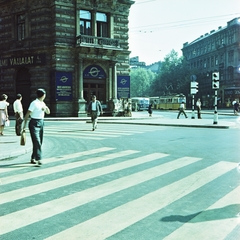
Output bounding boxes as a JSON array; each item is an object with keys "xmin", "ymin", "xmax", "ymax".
[
  {"xmin": 83, "ymin": 65, "xmax": 106, "ymax": 79},
  {"xmin": 55, "ymin": 72, "xmax": 72, "ymax": 101},
  {"xmin": 117, "ymin": 76, "xmax": 130, "ymax": 99},
  {"xmin": 0, "ymin": 54, "xmax": 46, "ymax": 68}
]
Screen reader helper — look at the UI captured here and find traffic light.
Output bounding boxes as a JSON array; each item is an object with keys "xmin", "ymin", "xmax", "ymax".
[
  {"xmin": 190, "ymin": 81, "xmax": 199, "ymax": 94},
  {"xmin": 212, "ymin": 72, "xmax": 219, "ymax": 89}
]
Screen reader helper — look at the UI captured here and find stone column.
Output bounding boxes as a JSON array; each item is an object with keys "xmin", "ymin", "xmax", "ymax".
[
  {"xmin": 108, "ymin": 66, "xmax": 113, "ymax": 100},
  {"xmin": 112, "ymin": 63, "xmax": 117, "ymax": 100},
  {"xmin": 78, "ymin": 56, "xmax": 87, "ymax": 117}
]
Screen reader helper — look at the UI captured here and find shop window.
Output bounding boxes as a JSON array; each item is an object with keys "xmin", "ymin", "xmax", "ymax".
[
  {"xmin": 96, "ymin": 12, "xmax": 108, "ymax": 37},
  {"xmin": 80, "ymin": 10, "xmax": 92, "ymax": 35},
  {"xmin": 17, "ymin": 14, "xmax": 25, "ymax": 41}
]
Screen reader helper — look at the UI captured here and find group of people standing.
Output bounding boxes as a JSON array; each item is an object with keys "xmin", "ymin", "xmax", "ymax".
[{"xmin": 0, "ymin": 89, "xmax": 50, "ymax": 166}]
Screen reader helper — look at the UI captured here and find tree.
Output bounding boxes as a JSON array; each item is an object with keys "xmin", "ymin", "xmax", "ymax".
[
  {"xmin": 130, "ymin": 67, "xmax": 156, "ymax": 97},
  {"xmin": 151, "ymin": 50, "xmax": 195, "ymax": 97}
]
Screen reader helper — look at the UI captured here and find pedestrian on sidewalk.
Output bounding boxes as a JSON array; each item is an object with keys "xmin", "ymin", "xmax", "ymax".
[
  {"xmin": 177, "ymin": 101, "xmax": 188, "ymax": 119},
  {"xmin": 196, "ymin": 98, "xmax": 202, "ymax": 119},
  {"xmin": 232, "ymin": 99, "xmax": 237, "ymax": 114},
  {"xmin": 0, "ymin": 94, "xmax": 10, "ymax": 136},
  {"xmin": 87, "ymin": 95, "xmax": 103, "ymax": 131},
  {"xmin": 23, "ymin": 89, "xmax": 50, "ymax": 165},
  {"xmin": 148, "ymin": 103, "xmax": 153, "ymax": 117},
  {"xmin": 233, "ymin": 101, "xmax": 239, "ymax": 115},
  {"xmin": 13, "ymin": 93, "xmax": 24, "ymax": 136}
]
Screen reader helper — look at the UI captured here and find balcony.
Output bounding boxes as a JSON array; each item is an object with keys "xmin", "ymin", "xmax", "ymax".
[{"xmin": 76, "ymin": 35, "xmax": 122, "ymax": 50}]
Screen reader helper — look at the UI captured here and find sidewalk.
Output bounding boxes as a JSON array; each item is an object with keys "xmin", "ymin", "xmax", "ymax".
[{"xmin": 0, "ymin": 111, "xmax": 238, "ymax": 161}]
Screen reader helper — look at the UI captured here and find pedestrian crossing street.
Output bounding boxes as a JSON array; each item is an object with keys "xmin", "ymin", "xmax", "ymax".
[
  {"xmin": 0, "ymin": 147, "xmax": 239, "ymax": 239},
  {"xmin": 43, "ymin": 122, "xmax": 158, "ymax": 140}
]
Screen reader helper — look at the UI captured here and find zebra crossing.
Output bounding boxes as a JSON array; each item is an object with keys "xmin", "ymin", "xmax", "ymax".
[
  {"xmin": 43, "ymin": 122, "xmax": 157, "ymax": 140},
  {"xmin": 0, "ymin": 147, "xmax": 239, "ymax": 239}
]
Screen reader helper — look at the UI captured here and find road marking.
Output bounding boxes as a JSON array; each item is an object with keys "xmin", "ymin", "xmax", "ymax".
[
  {"xmin": 0, "ymin": 150, "xmax": 139, "ymax": 185},
  {"xmin": 1, "ymin": 155, "xmax": 206, "ymax": 235},
  {"xmin": 1, "ymin": 154, "xmax": 198, "ymax": 205},
  {"xmin": 164, "ymin": 185, "xmax": 240, "ymax": 240},
  {"xmin": 45, "ymin": 161, "xmax": 236, "ymax": 240},
  {"xmin": 0, "ymin": 147, "xmax": 113, "ymax": 174}
]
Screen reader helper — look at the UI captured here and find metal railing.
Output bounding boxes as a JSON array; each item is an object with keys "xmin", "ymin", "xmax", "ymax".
[{"xmin": 76, "ymin": 35, "xmax": 120, "ymax": 49}]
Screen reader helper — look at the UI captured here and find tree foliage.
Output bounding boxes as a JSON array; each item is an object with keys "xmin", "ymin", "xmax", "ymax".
[
  {"xmin": 130, "ymin": 67, "xmax": 156, "ymax": 97},
  {"xmin": 151, "ymin": 50, "xmax": 195, "ymax": 97}
]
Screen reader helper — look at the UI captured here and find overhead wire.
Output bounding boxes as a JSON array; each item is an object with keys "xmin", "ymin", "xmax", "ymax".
[{"xmin": 129, "ymin": 13, "xmax": 240, "ymax": 34}]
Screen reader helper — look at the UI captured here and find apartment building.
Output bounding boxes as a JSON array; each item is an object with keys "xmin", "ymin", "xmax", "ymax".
[
  {"xmin": 0, "ymin": 0, "xmax": 134, "ymax": 116},
  {"xmin": 182, "ymin": 17, "xmax": 240, "ymax": 108}
]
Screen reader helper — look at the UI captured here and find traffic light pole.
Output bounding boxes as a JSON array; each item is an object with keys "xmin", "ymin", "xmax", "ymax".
[
  {"xmin": 191, "ymin": 94, "xmax": 195, "ymax": 119},
  {"xmin": 213, "ymin": 89, "xmax": 218, "ymax": 124}
]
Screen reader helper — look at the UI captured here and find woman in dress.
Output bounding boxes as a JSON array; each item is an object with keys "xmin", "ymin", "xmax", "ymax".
[{"xmin": 0, "ymin": 94, "xmax": 10, "ymax": 136}]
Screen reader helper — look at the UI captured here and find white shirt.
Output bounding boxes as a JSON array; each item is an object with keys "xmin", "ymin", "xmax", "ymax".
[
  {"xmin": 28, "ymin": 99, "xmax": 46, "ymax": 119},
  {"xmin": 0, "ymin": 101, "xmax": 9, "ymax": 109},
  {"xmin": 180, "ymin": 103, "xmax": 185, "ymax": 109},
  {"xmin": 91, "ymin": 101, "xmax": 97, "ymax": 111},
  {"xmin": 13, "ymin": 99, "xmax": 23, "ymax": 113}
]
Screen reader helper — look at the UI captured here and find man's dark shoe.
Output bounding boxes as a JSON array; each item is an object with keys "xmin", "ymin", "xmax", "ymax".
[{"xmin": 30, "ymin": 159, "xmax": 36, "ymax": 164}]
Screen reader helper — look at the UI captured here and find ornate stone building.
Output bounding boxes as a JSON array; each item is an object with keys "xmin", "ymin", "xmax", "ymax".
[
  {"xmin": 0, "ymin": 0, "xmax": 134, "ymax": 116},
  {"xmin": 182, "ymin": 17, "xmax": 240, "ymax": 108}
]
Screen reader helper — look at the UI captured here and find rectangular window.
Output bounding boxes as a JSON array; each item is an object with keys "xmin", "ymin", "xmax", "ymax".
[
  {"xmin": 80, "ymin": 10, "xmax": 92, "ymax": 35},
  {"xmin": 17, "ymin": 14, "xmax": 25, "ymax": 41},
  {"xmin": 96, "ymin": 12, "xmax": 108, "ymax": 37}
]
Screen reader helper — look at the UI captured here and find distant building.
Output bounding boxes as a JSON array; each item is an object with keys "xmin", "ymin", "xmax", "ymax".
[
  {"xmin": 0, "ymin": 0, "xmax": 134, "ymax": 116},
  {"xmin": 182, "ymin": 17, "xmax": 240, "ymax": 108},
  {"xmin": 130, "ymin": 56, "xmax": 161, "ymax": 73}
]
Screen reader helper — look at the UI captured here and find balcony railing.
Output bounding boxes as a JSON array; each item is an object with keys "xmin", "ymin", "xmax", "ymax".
[{"xmin": 76, "ymin": 35, "xmax": 121, "ymax": 49}]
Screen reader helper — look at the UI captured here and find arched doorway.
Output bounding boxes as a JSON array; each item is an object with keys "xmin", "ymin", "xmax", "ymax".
[
  {"xmin": 16, "ymin": 68, "xmax": 31, "ymax": 114},
  {"xmin": 83, "ymin": 65, "xmax": 106, "ymax": 103}
]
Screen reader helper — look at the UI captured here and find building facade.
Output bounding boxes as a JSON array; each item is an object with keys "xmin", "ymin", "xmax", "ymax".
[
  {"xmin": 182, "ymin": 17, "xmax": 240, "ymax": 108},
  {"xmin": 0, "ymin": 0, "xmax": 134, "ymax": 116}
]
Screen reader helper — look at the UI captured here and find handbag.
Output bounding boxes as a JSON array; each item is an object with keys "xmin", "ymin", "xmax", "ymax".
[
  {"xmin": 5, "ymin": 120, "xmax": 10, "ymax": 127},
  {"xmin": 20, "ymin": 130, "xmax": 26, "ymax": 146}
]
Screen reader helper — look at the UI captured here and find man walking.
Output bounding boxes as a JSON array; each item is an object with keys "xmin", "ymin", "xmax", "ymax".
[
  {"xmin": 177, "ymin": 101, "xmax": 188, "ymax": 119},
  {"xmin": 88, "ymin": 95, "xmax": 103, "ymax": 131},
  {"xmin": 13, "ymin": 93, "xmax": 23, "ymax": 136}
]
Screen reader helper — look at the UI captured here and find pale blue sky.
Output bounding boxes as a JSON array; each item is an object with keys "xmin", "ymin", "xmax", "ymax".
[{"xmin": 128, "ymin": 0, "xmax": 240, "ymax": 64}]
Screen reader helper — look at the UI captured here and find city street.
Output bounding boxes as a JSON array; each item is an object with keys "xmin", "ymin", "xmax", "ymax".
[{"xmin": 0, "ymin": 112, "xmax": 240, "ymax": 239}]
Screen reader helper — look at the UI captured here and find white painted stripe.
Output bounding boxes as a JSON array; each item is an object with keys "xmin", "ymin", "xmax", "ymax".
[
  {"xmin": 45, "ymin": 134, "xmax": 104, "ymax": 140},
  {"xmin": 1, "ymin": 154, "xmax": 204, "ymax": 235},
  {"xmin": 0, "ymin": 150, "xmax": 139, "ymax": 185},
  {"xmin": 0, "ymin": 155, "xmax": 194, "ymax": 205},
  {"xmin": 46, "ymin": 161, "xmax": 236, "ymax": 240},
  {"xmin": 165, "ymin": 185, "xmax": 240, "ymax": 240},
  {"xmin": 45, "ymin": 131, "xmax": 119, "ymax": 138},
  {"xmin": 46, "ymin": 129, "xmax": 137, "ymax": 135},
  {"xmin": 0, "ymin": 147, "xmax": 113, "ymax": 174}
]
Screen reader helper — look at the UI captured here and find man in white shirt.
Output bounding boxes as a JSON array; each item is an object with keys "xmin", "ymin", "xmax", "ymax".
[
  {"xmin": 23, "ymin": 89, "xmax": 50, "ymax": 165},
  {"xmin": 177, "ymin": 101, "xmax": 188, "ymax": 119},
  {"xmin": 87, "ymin": 95, "xmax": 103, "ymax": 131},
  {"xmin": 13, "ymin": 93, "xmax": 23, "ymax": 136},
  {"xmin": 196, "ymin": 98, "xmax": 202, "ymax": 119}
]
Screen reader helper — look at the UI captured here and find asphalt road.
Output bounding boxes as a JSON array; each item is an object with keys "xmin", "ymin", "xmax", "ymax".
[{"xmin": 0, "ymin": 115, "xmax": 240, "ymax": 239}]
